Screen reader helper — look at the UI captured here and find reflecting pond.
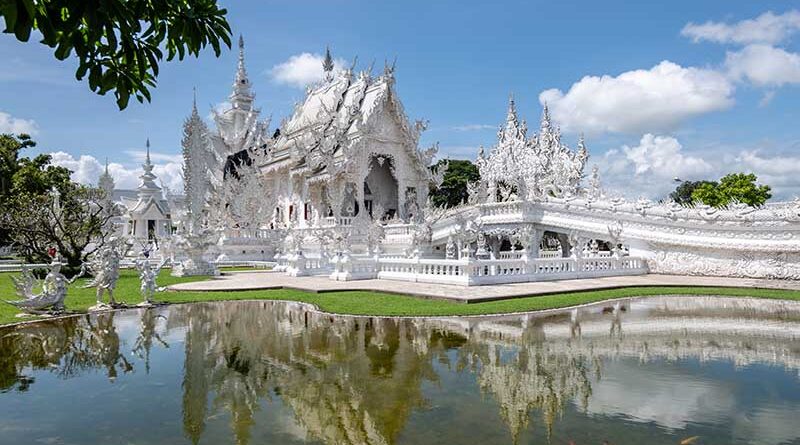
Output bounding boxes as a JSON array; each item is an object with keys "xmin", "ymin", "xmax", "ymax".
[{"xmin": 1, "ymin": 296, "xmax": 799, "ymax": 445}]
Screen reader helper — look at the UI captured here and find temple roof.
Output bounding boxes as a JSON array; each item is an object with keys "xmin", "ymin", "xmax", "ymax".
[{"xmin": 268, "ymin": 65, "xmax": 418, "ymax": 169}]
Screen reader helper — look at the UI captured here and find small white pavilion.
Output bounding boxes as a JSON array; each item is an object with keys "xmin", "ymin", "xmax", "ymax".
[{"xmin": 117, "ymin": 140, "xmax": 173, "ymax": 241}]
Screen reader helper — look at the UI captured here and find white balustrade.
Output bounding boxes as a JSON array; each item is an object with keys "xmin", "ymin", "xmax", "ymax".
[
  {"xmin": 538, "ymin": 250, "xmax": 562, "ymax": 259},
  {"xmin": 367, "ymin": 254, "xmax": 647, "ymax": 285}
]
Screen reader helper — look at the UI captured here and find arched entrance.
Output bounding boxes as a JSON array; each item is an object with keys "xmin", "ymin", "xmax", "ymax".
[{"xmin": 364, "ymin": 155, "xmax": 399, "ymax": 220}]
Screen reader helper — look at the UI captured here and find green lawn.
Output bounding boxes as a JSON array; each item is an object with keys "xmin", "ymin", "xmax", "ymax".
[{"xmin": 2, "ymin": 269, "xmax": 800, "ymax": 326}]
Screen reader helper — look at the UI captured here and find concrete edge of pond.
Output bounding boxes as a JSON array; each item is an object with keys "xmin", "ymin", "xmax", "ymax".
[
  {"xmin": 4, "ymin": 293, "xmax": 800, "ymax": 330},
  {"xmin": 166, "ymin": 272, "xmax": 800, "ymax": 303}
]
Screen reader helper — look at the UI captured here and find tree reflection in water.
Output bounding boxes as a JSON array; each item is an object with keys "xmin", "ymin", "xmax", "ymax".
[
  {"xmin": 0, "ymin": 296, "xmax": 799, "ymax": 445},
  {"xmin": 0, "ymin": 312, "xmax": 135, "ymax": 391}
]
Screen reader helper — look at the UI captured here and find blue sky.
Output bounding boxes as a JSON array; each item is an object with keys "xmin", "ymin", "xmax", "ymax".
[{"xmin": 2, "ymin": 0, "xmax": 800, "ymax": 199}]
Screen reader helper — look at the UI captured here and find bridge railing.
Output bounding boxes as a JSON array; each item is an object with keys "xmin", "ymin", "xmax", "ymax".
[{"xmin": 308, "ymin": 253, "xmax": 648, "ymax": 286}]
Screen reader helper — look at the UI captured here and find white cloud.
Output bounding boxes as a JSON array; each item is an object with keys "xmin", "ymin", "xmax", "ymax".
[
  {"xmin": 758, "ymin": 90, "xmax": 777, "ymax": 107},
  {"xmin": 681, "ymin": 10, "xmax": 800, "ymax": 45},
  {"xmin": 270, "ymin": 52, "xmax": 348, "ymax": 88},
  {"xmin": 437, "ymin": 145, "xmax": 480, "ymax": 160},
  {"xmin": 622, "ymin": 134, "xmax": 713, "ymax": 178},
  {"xmin": 452, "ymin": 124, "xmax": 496, "ymax": 132},
  {"xmin": 725, "ymin": 44, "xmax": 800, "ymax": 87},
  {"xmin": 0, "ymin": 111, "xmax": 39, "ymax": 135},
  {"xmin": 539, "ymin": 61, "xmax": 734, "ymax": 135},
  {"xmin": 49, "ymin": 151, "xmax": 184, "ymax": 192},
  {"xmin": 125, "ymin": 150, "xmax": 183, "ymax": 164},
  {"xmin": 604, "ymin": 134, "xmax": 714, "ymax": 194},
  {"xmin": 599, "ymin": 135, "xmax": 800, "ymax": 200}
]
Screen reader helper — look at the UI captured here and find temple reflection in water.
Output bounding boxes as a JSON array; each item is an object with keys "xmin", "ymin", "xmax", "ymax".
[{"xmin": 1, "ymin": 297, "xmax": 799, "ymax": 445}]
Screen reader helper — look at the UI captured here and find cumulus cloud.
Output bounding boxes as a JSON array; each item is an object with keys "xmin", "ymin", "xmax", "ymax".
[
  {"xmin": 0, "ymin": 111, "xmax": 38, "ymax": 135},
  {"xmin": 599, "ymin": 134, "xmax": 713, "ymax": 198},
  {"xmin": 681, "ymin": 10, "xmax": 800, "ymax": 45},
  {"xmin": 270, "ymin": 52, "xmax": 348, "ymax": 88},
  {"xmin": 125, "ymin": 150, "xmax": 183, "ymax": 164},
  {"xmin": 539, "ymin": 61, "xmax": 734, "ymax": 135},
  {"xmin": 599, "ymin": 135, "xmax": 800, "ymax": 201},
  {"xmin": 725, "ymin": 44, "xmax": 800, "ymax": 87},
  {"xmin": 621, "ymin": 134, "xmax": 713, "ymax": 177},
  {"xmin": 49, "ymin": 151, "xmax": 184, "ymax": 192},
  {"xmin": 452, "ymin": 124, "xmax": 496, "ymax": 132}
]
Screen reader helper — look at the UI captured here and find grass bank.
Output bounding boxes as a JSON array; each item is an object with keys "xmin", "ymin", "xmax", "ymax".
[{"xmin": 2, "ymin": 270, "xmax": 800, "ymax": 325}]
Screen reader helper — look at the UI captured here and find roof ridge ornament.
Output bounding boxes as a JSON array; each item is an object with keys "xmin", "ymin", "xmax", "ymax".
[
  {"xmin": 541, "ymin": 102, "xmax": 552, "ymax": 131},
  {"xmin": 145, "ymin": 138, "xmax": 151, "ymax": 167},
  {"xmin": 230, "ymin": 34, "xmax": 254, "ymax": 111},
  {"xmin": 323, "ymin": 46, "xmax": 335, "ymax": 82}
]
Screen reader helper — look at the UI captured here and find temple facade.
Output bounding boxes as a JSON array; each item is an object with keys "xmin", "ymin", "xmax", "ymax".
[
  {"xmin": 98, "ymin": 141, "xmax": 175, "ymax": 243},
  {"xmin": 173, "ymin": 38, "xmax": 800, "ymax": 283},
  {"xmin": 180, "ymin": 39, "xmax": 438, "ymax": 262}
]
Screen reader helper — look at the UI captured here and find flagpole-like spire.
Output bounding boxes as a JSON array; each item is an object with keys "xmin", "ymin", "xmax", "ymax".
[
  {"xmin": 230, "ymin": 34, "xmax": 254, "ymax": 111},
  {"xmin": 323, "ymin": 46, "xmax": 334, "ymax": 81},
  {"xmin": 541, "ymin": 102, "xmax": 552, "ymax": 131},
  {"xmin": 145, "ymin": 138, "xmax": 152, "ymax": 166},
  {"xmin": 506, "ymin": 93, "xmax": 517, "ymax": 121}
]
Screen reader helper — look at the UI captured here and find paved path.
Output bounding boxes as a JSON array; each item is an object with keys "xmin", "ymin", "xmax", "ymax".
[{"xmin": 168, "ymin": 271, "xmax": 800, "ymax": 303}]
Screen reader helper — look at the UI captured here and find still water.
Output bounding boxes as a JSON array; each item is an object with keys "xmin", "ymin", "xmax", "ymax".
[{"xmin": 1, "ymin": 297, "xmax": 799, "ymax": 445}]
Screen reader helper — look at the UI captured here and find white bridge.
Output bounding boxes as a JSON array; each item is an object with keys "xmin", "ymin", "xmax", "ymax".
[{"xmin": 259, "ymin": 196, "xmax": 800, "ymax": 287}]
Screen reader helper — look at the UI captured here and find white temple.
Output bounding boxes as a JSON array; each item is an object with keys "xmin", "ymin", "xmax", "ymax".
[
  {"xmin": 171, "ymin": 37, "xmax": 800, "ymax": 283},
  {"xmin": 98, "ymin": 141, "xmax": 175, "ymax": 243}
]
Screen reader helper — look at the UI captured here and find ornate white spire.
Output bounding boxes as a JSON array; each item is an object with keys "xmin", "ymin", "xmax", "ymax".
[
  {"xmin": 98, "ymin": 157, "xmax": 115, "ymax": 196},
  {"xmin": 540, "ymin": 103, "xmax": 552, "ymax": 132},
  {"xmin": 323, "ymin": 46, "xmax": 334, "ymax": 81},
  {"xmin": 576, "ymin": 134, "xmax": 588, "ymax": 160},
  {"xmin": 138, "ymin": 138, "xmax": 160, "ymax": 199},
  {"xmin": 182, "ymin": 98, "xmax": 218, "ymax": 226},
  {"xmin": 230, "ymin": 35, "xmax": 254, "ymax": 111},
  {"xmin": 499, "ymin": 94, "xmax": 525, "ymax": 143}
]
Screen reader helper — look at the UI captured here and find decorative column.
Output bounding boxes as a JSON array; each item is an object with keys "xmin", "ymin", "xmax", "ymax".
[
  {"xmin": 556, "ymin": 233, "xmax": 571, "ymax": 258},
  {"xmin": 397, "ymin": 180, "xmax": 407, "ymax": 221}
]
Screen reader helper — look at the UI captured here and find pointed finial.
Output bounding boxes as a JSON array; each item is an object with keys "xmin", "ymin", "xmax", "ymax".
[
  {"xmin": 323, "ymin": 46, "xmax": 334, "ymax": 71},
  {"xmin": 145, "ymin": 138, "xmax": 151, "ymax": 164},
  {"xmin": 191, "ymin": 86, "xmax": 198, "ymax": 114},
  {"xmin": 323, "ymin": 46, "xmax": 334, "ymax": 81},
  {"xmin": 506, "ymin": 93, "xmax": 518, "ymax": 123},
  {"xmin": 104, "ymin": 157, "xmax": 109, "ymax": 174},
  {"xmin": 230, "ymin": 35, "xmax": 253, "ymax": 110},
  {"xmin": 540, "ymin": 102, "xmax": 552, "ymax": 131}
]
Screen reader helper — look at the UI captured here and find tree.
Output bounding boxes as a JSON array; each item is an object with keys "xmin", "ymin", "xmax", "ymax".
[
  {"xmin": 669, "ymin": 180, "xmax": 715, "ymax": 206},
  {"xmin": 691, "ymin": 173, "xmax": 772, "ymax": 208},
  {"xmin": 0, "ymin": 135, "xmax": 116, "ymax": 272},
  {"xmin": 1, "ymin": 0, "xmax": 231, "ymax": 109},
  {"xmin": 0, "ymin": 133, "xmax": 38, "ymax": 245},
  {"xmin": 429, "ymin": 159, "xmax": 480, "ymax": 208}
]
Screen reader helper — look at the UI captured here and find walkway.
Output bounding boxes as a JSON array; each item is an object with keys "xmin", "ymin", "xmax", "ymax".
[{"xmin": 168, "ymin": 271, "xmax": 800, "ymax": 303}]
